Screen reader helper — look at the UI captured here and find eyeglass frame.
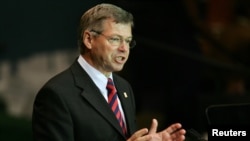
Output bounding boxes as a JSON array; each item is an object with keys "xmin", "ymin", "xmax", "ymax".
[{"xmin": 90, "ymin": 30, "xmax": 136, "ymax": 49}]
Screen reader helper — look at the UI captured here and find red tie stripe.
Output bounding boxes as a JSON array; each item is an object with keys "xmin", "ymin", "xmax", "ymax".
[{"xmin": 106, "ymin": 78, "xmax": 127, "ymax": 136}]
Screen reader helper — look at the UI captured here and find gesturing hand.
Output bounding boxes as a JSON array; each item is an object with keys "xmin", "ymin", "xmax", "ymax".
[
  {"xmin": 148, "ymin": 119, "xmax": 186, "ymax": 141},
  {"xmin": 127, "ymin": 119, "xmax": 186, "ymax": 141}
]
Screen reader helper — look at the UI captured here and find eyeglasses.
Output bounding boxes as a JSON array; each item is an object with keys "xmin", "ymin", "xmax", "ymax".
[{"xmin": 90, "ymin": 30, "xmax": 136, "ymax": 49}]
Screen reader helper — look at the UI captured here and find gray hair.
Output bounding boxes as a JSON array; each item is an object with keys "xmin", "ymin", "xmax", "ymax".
[{"xmin": 77, "ymin": 3, "xmax": 134, "ymax": 54}]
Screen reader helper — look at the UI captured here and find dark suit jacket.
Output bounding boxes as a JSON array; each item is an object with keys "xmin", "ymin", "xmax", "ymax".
[{"xmin": 32, "ymin": 59, "xmax": 137, "ymax": 141}]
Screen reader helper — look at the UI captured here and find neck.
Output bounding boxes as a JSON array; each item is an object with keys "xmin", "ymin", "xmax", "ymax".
[{"xmin": 81, "ymin": 54, "xmax": 112, "ymax": 78}]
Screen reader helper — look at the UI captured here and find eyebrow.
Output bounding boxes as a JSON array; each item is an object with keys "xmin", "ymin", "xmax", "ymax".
[{"xmin": 111, "ymin": 34, "xmax": 133, "ymax": 39}]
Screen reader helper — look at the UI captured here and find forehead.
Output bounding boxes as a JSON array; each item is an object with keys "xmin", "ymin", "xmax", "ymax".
[{"xmin": 102, "ymin": 19, "xmax": 132, "ymax": 36}]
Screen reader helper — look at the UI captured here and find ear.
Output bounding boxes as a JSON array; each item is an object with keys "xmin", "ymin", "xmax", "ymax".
[{"xmin": 83, "ymin": 31, "xmax": 92, "ymax": 49}]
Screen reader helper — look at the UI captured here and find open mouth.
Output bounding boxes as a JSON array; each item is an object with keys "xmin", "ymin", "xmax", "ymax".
[{"xmin": 115, "ymin": 56, "xmax": 126, "ymax": 64}]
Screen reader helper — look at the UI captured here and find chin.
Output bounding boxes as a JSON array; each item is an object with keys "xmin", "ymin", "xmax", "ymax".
[{"xmin": 113, "ymin": 66, "xmax": 124, "ymax": 72}]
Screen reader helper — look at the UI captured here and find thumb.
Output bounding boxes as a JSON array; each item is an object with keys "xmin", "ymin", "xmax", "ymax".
[{"xmin": 148, "ymin": 118, "xmax": 158, "ymax": 134}]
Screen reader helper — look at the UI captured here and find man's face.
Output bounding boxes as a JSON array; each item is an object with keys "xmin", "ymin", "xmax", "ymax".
[{"xmin": 87, "ymin": 19, "xmax": 132, "ymax": 75}]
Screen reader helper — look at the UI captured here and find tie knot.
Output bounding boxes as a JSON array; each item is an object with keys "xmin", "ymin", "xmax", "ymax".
[
  {"xmin": 106, "ymin": 78, "xmax": 116, "ymax": 94},
  {"xmin": 107, "ymin": 78, "xmax": 114, "ymax": 86}
]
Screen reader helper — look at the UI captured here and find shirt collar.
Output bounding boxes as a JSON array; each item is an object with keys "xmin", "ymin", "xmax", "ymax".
[{"xmin": 77, "ymin": 55, "xmax": 113, "ymax": 95}]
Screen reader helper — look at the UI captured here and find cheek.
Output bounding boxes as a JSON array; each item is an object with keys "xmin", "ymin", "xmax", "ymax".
[
  {"xmin": 92, "ymin": 42, "xmax": 115, "ymax": 58},
  {"xmin": 93, "ymin": 42, "xmax": 109, "ymax": 51},
  {"xmin": 92, "ymin": 43, "xmax": 105, "ymax": 53},
  {"xmin": 91, "ymin": 46, "xmax": 110, "ymax": 60}
]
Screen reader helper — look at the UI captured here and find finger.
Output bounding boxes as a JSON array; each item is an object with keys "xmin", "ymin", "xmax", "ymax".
[
  {"xmin": 148, "ymin": 118, "xmax": 158, "ymax": 134},
  {"xmin": 128, "ymin": 128, "xmax": 148, "ymax": 141},
  {"xmin": 165, "ymin": 123, "xmax": 183, "ymax": 134},
  {"xmin": 173, "ymin": 133, "xmax": 186, "ymax": 141},
  {"xmin": 170, "ymin": 129, "xmax": 186, "ymax": 141}
]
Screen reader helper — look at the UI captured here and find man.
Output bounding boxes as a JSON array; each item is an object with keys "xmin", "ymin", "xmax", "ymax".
[{"xmin": 32, "ymin": 3, "xmax": 186, "ymax": 141}]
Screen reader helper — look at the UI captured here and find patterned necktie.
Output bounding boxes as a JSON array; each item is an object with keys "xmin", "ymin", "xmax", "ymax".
[{"xmin": 106, "ymin": 78, "xmax": 127, "ymax": 136}]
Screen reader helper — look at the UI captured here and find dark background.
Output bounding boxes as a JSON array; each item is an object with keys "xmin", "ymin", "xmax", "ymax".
[{"xmin": 1, "ymin": 0, "xmax": 250, "ymax": 140}]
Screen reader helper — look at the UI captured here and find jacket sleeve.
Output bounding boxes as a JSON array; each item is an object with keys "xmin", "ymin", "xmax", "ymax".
[{"xmin": 32, "ymin": 85, "xmax": 74, "ymax": 141}]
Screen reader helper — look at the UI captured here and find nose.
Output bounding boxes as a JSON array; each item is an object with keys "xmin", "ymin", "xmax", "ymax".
[{"xmin": 118, "ymin": 40, "xmax": 129, "ymax": 51}]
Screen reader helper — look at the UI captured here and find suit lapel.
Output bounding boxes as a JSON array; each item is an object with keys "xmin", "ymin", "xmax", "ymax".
[{"xmin": 70, "ymin": 61, "xmax": 125, "ymax": 136}]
